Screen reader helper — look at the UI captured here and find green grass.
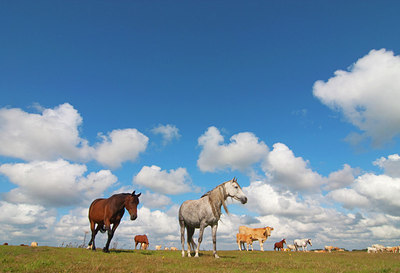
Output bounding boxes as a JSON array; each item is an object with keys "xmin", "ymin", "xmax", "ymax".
[{"xmin": 1, "ymin": 246, "xmax": 400, "ymax": 272}]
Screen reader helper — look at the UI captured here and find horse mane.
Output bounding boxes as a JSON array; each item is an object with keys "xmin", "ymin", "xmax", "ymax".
[{"xmin": 201, "ymin": 181, "xmax": 229, "ymax": 217}]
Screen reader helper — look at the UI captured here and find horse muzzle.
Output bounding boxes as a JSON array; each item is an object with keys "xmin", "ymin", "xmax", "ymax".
[
  {"xmin": 241, "ymin": 196, "xmax": 248, "ymax": 204},
  {"xmin": 130, "ymin": 215, "xmax": 137, "ymax": 221}
]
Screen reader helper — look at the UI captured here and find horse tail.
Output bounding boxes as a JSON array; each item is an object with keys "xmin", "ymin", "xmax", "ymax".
[{"xmin": 99, "ymin": 225, "xmax": 106, "ymax": 233}]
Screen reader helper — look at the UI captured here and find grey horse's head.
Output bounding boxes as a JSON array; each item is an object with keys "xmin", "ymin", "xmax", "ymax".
[{"xmin": 225, "ymin": 178, "xmax": 247, "ymax": 204}]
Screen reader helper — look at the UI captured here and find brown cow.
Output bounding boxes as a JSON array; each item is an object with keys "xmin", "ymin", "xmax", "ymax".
[
  {"xmin": 236, "ymin": 233, "xmax": 253, "ymax": 251},
  {"xmin": 239, "ymin": 226, "xmax": 273, "ymax": 251},
  {"xmin": 134, "ymin": 235, "xmax": 149, "ymax": 250}
]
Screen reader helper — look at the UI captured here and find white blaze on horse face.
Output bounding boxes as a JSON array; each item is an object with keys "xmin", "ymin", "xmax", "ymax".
[{"xmin": 226, "ymin": 181, "xmax": 247, "ymax": 204}]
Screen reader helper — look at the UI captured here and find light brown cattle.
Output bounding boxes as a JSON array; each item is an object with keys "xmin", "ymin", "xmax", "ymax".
[
  {"xmin": 155, "ymin": 245, "xmax": 162, "ymax": 250},
  {"xmin": 170, "ymin": 247, "xmax": 178, "ymax": 251},
  {"xmin": 30, "ymin": 242, "xmax": 38, "ymax": 247},
  {"xmin": 324, "ymin": 245, "xmax": 333, "ymax": 253},
  {"xmin": 236, "ymin": 233, "xmax": 253, "ymax": 251},
  {"xmin": 238, "ymin": 226, "xmax": 273, "ymax": 251}
]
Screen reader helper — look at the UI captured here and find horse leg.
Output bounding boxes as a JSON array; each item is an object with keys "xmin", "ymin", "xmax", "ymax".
[
  {"xmin": 195, "ymin": 224, "xmax": 205, "ymax": 258},
  {"xmin": 211, "ymin": 224, "xmax": 219, "ymax": 258},
  {"xmin": 88, "ymin": 222, "xmax": 101, "ymax": 251},
  {"xmin": 180, "ymin": 219, "xmax": 185, "ymax": 257},
  {"xmin": 103, "ymin": 221, "xmax": 120, "ymax": 253},
  {"xmin": 186, "ymin": 226, "xmax": 195, "ymax": 257}
]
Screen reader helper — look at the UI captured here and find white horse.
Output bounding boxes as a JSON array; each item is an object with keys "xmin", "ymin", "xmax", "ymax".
[
  {"xmin": 294, "ymin": 239, "xmax": 312, "ymax": 252},
  {"xmin": 179, "ymin": 178, "xmax": 247, "ymax": 258}
]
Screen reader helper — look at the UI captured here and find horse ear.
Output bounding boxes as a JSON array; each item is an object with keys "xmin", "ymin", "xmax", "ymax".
[
  {"xmin": 233, "ymin": 177, "xmax": 237, "ymax": 182},
  {"xmin": 137, "ymin": 192, "xmax": 141, "ymax": 197},
  {"xmin": 132, "ymin": 191, "xmax": 136, "ymax": 196}
]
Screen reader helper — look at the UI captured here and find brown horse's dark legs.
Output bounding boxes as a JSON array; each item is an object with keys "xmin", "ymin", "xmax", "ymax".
[
  {"xmin": 103, "ymin": 222, "xmax": 120, "ymax": 253},
  {"xmin": 89, "ymin": 224, "xmax": 102, "ymax": 251}
]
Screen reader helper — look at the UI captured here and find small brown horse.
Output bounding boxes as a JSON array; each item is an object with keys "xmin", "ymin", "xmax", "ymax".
[
  {"xmin": 88, "ymin": 191, "xmax": 141, "ymax": 252},
  {"xmin": 134, "ymin": 234, "xmax": 149, "ymax": 250},
  {"xmin": 274, "ymin": 239, "xmax": 286, "ymax": 251}
]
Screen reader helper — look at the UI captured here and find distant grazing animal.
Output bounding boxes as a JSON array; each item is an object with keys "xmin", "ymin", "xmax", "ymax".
[
  {"xmin": 236, "ymin": 233, "xmax": 253, "ymax": 251},
  {"xmin": 287, "ymin": 244, "xmax": 296, "ymax": 251},
  {"xmin": 294, "ymin": 239, "xmax": 312, "ymax": 252},
  {"xmin": 324, "ymin": 246, "xmax": 333, "ymax": 253},
  {"xmin": 372, "ymin": 244, "xmax": 385, "ymax": 252},
  {"xmin": 179, "ymin": 178, "xmax": 247, "ymax": 258},
  {"xmin": 134, "ymin": 235, "xmax": 149, "ymax": 250},
  {"xmin": 170, "ymin": 247, "xmax": 178, "ymax": 251},
  {"xmin": 141, "ymin": 243, "xmax": 148, "ymax": 250},
  {"xmin": 367, "ymin": 247, "xmax": 377, "ymax": 253},
  {"xmin": 164, "ymin": 247, "xmax": 169, "ymax": 250},
  {"xmin": 30, "ymin": 242, "xmax": 38, "ymax": 247},
  {"xmin": 88, "ymin": 191, "xmax": 141, "ymax": 253},
  {"xmin": 3, "ymin": 243, "xmax": 8, "ymax": 245},
  {"xmin": 155, "ymin": 245, "xmax": 162, "ymax": 250},
  {"xmin": 238, "ymin": 226, "xmax": 274, "ymax": 251},
  {"xmin": 274, "ymin": 239, "xmax": 286, "ymax": 251}
]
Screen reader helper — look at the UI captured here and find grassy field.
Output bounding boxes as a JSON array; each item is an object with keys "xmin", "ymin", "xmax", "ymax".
[{"xmin": 1, "ymin": 246, "xmax": 400, "ymax": 273}]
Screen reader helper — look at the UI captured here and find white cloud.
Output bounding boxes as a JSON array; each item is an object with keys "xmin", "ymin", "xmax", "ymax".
[
  {"xmin": 197, "ymin": 126, "xmax": 269, "ymax": 172},
  {"xmin": 133, "ymin": 165, "xmax": 193, "ymax": 195},
  {"xmin": 139, "ymin": 191, "xmax": 172, "ymax": 209},
  {"xmin": 354, "ymin": 174, "xmax": 400, "ymax": 216},
  {"xmin": 374, "ymin": 154, "xmax": 400, "ymax": 178},
  {"xmin": 313, "ymin": 49, "xmax": 400, "ymax": 147},
  {"xmin": 0, "ymin": 104, "xmax": 149, "ymax": 168},
  {"xmin": 95, "ymin": 129, "xmax": 149, "ymax": 168},
  {"xmin": 151, "ymin": 124, "xmax": 180, "ymax": 145},
  {"xmin": 325, "ymin": 164, "xmax": 359, "ymax": 191},
  {"xmin": 0, "ymin": 103, "xmax": 92, "ymax": 161},
  {"xmin": 0, "ymin": 159, "xmax": 117, "ymax": 207},
  {"xmin": 0, "ymin": 201, "xmax": 55, "ymax": 225},
  {"xmin": 243, "ymin": 180, "xmax": 323, "ymax": 217},
  {"xmin": 328, "ymin": 188, "xmax": 370, "ymax": 210},
  {"xmin": 262, "ymin": 143, "xmax": 324, "ymax": 192}
]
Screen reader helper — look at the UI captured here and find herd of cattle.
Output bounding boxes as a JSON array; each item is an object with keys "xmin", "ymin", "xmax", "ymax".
[
  {"xmin": 4, "ymin": 228, "xmax": 399, "ymax": 254},
  {"xmin": 132, "ymin": 225, "xmax": 400, "ymax": 254}
]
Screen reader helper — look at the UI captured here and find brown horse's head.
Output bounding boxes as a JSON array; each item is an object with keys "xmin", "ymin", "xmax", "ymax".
[{"xmin": 125, "ymin": 191, "xmax": 141, "ymax": 220}]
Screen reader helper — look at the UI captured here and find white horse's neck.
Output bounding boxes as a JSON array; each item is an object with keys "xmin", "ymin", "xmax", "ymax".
[{"xmin": 205, "ymin": 183, "xmax": 229, "ymax": 218}]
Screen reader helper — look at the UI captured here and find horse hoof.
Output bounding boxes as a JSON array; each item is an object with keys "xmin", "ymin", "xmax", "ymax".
[
  {"xmin": 102, "ymin": 248, "xmax": 110, "ymax": 253},
  {"xmin": 214, "ymin": 254, "xmax": 220, "ymax": 259}
]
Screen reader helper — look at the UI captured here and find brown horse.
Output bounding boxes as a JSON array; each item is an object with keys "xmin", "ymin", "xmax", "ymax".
[
  {"xmin": 88, "ymin": 191, "xmax": 141, "ymax": 252},
  {"xmin": 134, "ymin": 234, "xmax": 149, "ymax": 250},
  {"xmin": 274, "ymin": 239, "xmax": 286, "ymax": 251}
]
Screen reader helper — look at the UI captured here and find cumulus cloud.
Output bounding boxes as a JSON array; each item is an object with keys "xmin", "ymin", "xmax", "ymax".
[
  {"xmin": 262, "ymin": 143, "xmax": 324, "ymax": 192},
  {"xmin": 0, "ymin": 103, "xmax": 92, "ymax": 161},
  {"xmin": 325, "ymin": 164, "xmax": 359, "ymax": 191},
  {"xmin": 354, "ymin": 174, "xmax": 400, "ymax": 216},
  {"xmin": 197, "ymin": 126, "xmax": 269, "ymax": 172},
  {"xmin": 374, "ymin": 154, "xmax": 400, "ymax": 178},
  {"xmin": 0, "ymin": 159, "xmax": 117, "ymax": 207},
  {"xmin": 0, "ymin": 104, "xmax": 149, "ymax": 168},
  {"xmin": 328, "ymin": 188, "xmax": 370, "ymax": 210},
  {"xmin": 139, "ymin": 191, "xmax": 172, "ymax": 209},
  {"xmin": 313, "ymin": 49, "xmax": 400, "ymax": 147},
  {"xmin": 151, "ymin": 124, "xmax": 180, "ymax": 145},
  {"xmin": 133, "ymin": 165, "xmax": 193, "ymax": 195},
  {"xmin": 243, "ymin": 180, "xmax": 323, "ymax": 218},
  {"xmin": 95, "ymin": 129, "xmax": 149, "ymax": 168},
  {"xmin": 0, "ymin": 201, "xmax": 55, "ymax": 225}
]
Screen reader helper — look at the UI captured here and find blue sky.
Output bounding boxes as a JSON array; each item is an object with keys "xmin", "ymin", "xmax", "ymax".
[{"xmin": 1, "ymin": 1, "xmax": 400, "ymax": 251}]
